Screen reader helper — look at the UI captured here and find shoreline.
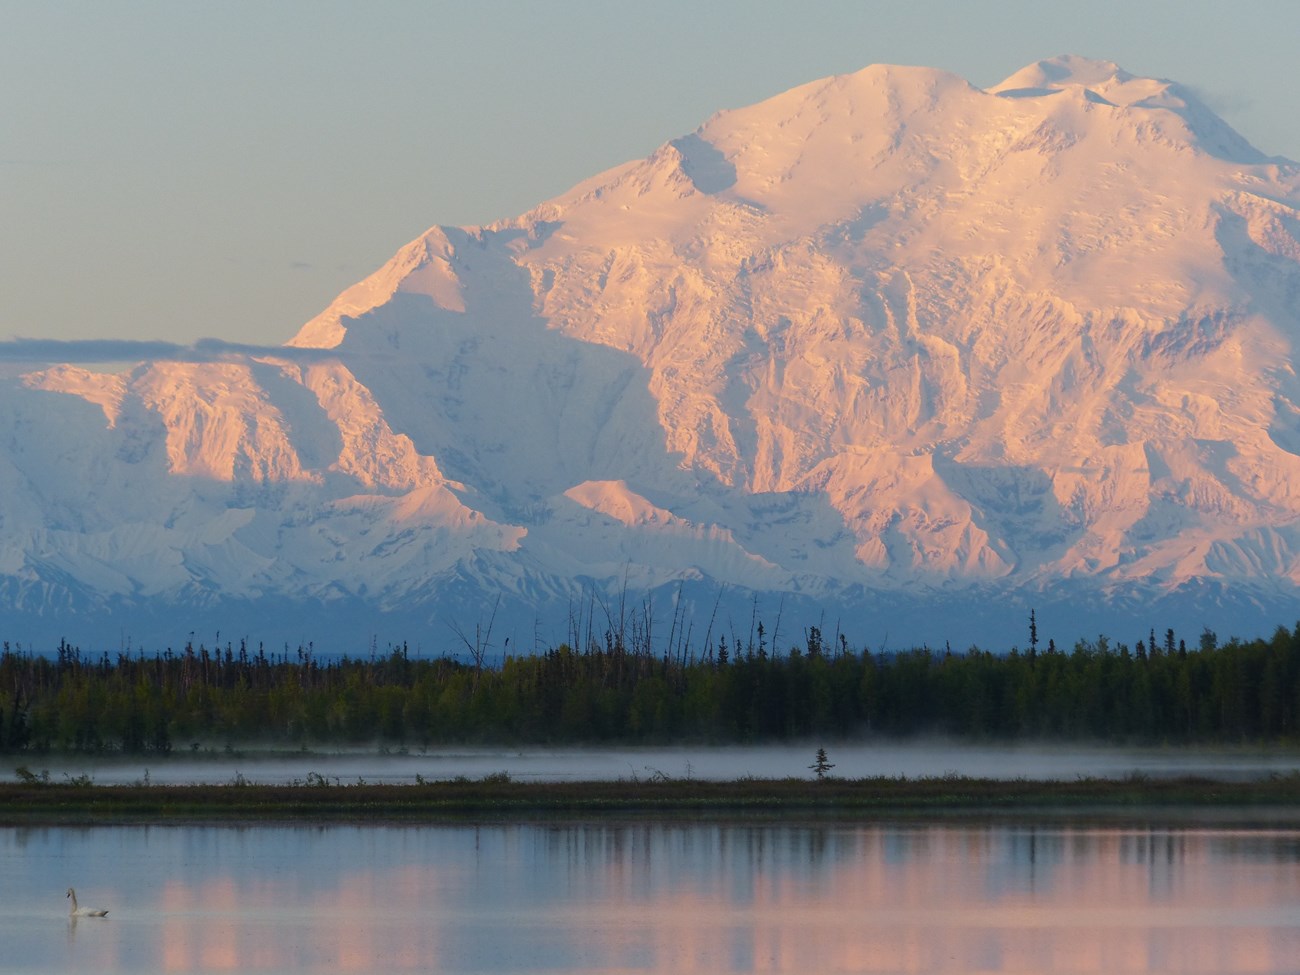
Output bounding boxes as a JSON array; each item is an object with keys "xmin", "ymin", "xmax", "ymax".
[{"xmin": 4, "ymin": 775, "xmax": 1300, "ymax": 825}]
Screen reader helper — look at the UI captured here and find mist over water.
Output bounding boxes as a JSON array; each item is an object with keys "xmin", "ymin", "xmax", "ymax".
[{"xmin": 25, "ymin": 741, "xmax": 1300, "ymax": 787}]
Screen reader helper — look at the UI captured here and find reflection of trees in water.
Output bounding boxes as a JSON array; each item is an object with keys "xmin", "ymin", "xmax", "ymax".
[
  {"xmin": 504, "ymin": 823, "xmax": 1300, "ymax": 973},
  {"xmin": 8, "ymin": 822, "xmax": 1300, "ymax": 973}
]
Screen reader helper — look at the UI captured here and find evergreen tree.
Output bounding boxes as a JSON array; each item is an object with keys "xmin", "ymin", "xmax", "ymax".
[{"xmin": 809, "ymin": 747, "xmax": 835, "ymax": 780}]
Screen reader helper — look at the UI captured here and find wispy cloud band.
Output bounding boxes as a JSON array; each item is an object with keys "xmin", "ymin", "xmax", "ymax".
[{"xmin": 0, "ymin": 338, "xmax": 334, "ymax": 364}]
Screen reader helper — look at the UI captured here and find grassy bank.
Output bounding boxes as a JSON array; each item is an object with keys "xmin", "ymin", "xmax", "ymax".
[{"xmin": 4, "ymin": 774, "xmax": 1300, "ymax": 824}]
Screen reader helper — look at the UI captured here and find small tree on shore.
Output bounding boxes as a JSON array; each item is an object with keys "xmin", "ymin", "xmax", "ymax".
[{"xmin": 810, "ymin": 747, "xmax": 835, "ymax": 780}]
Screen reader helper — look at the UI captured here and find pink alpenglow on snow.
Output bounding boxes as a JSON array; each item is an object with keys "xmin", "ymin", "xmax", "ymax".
[{"xmin": 5, "ymin": 57, "xmax": 1300, "ymax": 648}]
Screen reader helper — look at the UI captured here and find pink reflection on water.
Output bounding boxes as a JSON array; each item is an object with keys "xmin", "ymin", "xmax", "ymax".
[
  {"xmin": 154, "ymin": 862, "xmax": 444, "ymax": 973},
  {"xmin": 98, "ymin": 824, "xmax": 1300, "ymax": 974},
  {"xmin": 560, "ymin": 826, "xmax": 1300, "ymax": 973}
]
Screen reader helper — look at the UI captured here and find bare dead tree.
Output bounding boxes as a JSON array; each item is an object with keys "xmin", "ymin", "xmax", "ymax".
[
  {"xmin": 772, "ymin": 593, "xmax": 786, "ymax": 656},
  {"xmin": 702, "ymin": 584, "xmax": 724, "ymax": 663},
  {"xmin": 666, "ymin": 581, "xmax": 683, "ymax": 665},
  {"xmin": 448, "ymin": 593, "xmax": 500, "ymax": 690}
]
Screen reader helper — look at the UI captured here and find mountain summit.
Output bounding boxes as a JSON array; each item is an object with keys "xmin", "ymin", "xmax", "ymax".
[{"xmin": 8, "ymin": 58, "xmax": 1300, "ymax": 648}]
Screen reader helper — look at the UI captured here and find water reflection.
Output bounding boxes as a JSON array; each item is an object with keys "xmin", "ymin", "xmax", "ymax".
[{"xmin": 4, "ymin": 822, "xmax": 1300, "ymax": 973}]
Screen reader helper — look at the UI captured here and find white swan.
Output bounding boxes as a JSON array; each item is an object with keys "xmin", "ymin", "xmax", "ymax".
[{"xmin": 66, "ymin": 888, "xmax": 109, "ymax": 918}]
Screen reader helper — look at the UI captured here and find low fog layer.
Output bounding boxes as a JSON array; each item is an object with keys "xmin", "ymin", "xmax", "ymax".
[{"xmin": 25, "ymin": 742, "xmax": 1300, "ymax": 787}]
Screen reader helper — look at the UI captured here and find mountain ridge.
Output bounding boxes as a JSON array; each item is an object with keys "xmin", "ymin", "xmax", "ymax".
[{"xmin": 5, "ymin": 56, "xmax": 1300, "ymax": 649}]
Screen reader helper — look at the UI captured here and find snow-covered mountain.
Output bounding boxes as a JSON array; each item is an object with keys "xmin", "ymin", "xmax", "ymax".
[{"xmin": 6, "ymin": 56, "xmax": 1300, "ymax": 651}]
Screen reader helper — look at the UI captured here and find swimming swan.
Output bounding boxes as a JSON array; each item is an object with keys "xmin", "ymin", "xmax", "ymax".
[{"xmin": 66, "ymin": 888, "xmax": 109, "ymax": 918}]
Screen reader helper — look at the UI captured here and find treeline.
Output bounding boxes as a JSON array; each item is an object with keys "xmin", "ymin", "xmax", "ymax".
[{"xmin": 2, "ymin": 620, "xmax": 1300, "ymax": 753}]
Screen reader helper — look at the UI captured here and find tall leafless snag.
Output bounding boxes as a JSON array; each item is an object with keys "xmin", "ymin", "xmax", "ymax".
[{"xmin": 449, "ymin": 593, "xmax": 500, "ymax": 690}]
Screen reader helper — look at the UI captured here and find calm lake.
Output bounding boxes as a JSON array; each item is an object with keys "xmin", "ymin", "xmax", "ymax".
[{"xmin": 4, "ymin": 820, "xmax": 1300, "ymax": 974}]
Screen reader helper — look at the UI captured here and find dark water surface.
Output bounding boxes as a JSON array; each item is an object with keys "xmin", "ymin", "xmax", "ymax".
[{"xmin": 4, "ymin": 820, "xmax": 1300, "ymax": 973}]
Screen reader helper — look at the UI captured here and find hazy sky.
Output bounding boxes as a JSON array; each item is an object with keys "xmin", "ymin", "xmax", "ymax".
[{"xmin": 4, "ymin": 0, "xmax": 1298, "ymax": 348}]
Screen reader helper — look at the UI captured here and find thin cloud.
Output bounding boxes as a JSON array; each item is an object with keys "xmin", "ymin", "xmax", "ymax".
[
  {"xmin": 0, "ymin": 337, "xmax": 335, "ymax": 364},
  {"xmin": 0, "ymin": 158, "xmax": 76, "ymax": 167},
  {"xmin": 1184, "ymin": 83, "xmax": 1255, "ymax": 117}
]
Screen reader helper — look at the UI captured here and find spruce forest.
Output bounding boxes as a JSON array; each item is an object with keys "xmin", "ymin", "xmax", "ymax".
[{"xmin": 4, "ymin": 614, "xmax": 1300, "ymax": 755}]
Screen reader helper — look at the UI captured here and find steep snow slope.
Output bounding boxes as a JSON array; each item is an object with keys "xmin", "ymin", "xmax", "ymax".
[{"xmin": 6, "ymin": 56, "xmax": 1300, "ymax": 648}]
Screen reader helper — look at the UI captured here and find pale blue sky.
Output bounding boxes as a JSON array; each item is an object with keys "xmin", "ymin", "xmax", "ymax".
[{"xmin": 4, "ymin": 0, "xmax": 1298, "ymax": 347}]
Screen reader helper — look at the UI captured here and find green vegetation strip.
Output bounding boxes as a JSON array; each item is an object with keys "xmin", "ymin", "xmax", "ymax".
[
  {"xmin": 8, "ymin": 620, "xmax": 1300, "ymax": 754},
  {"xmin": 3, "ymin": 776, "xmax": 1300, "ymax": 823}
]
